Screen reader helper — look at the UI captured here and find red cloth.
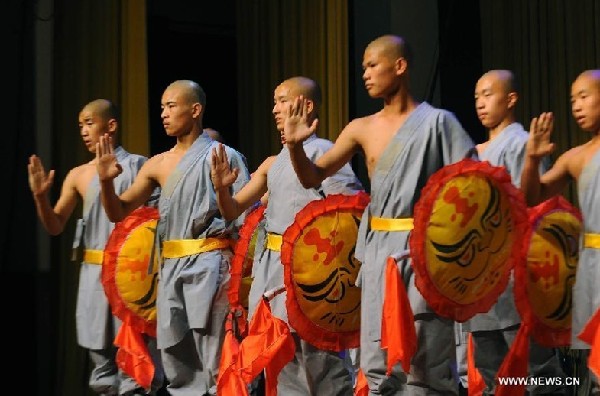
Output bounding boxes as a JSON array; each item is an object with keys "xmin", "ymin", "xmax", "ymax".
[
  {"xmin": 578, "ymin": 308, "xmax": 600, "ymax": 378},
  {"xmin": 217, "ymin": 299, "xmax": 295, "ymax": 396},
  {"xmin": 467, "ymin": 333, "xmax": 486, "ymax": 396},
  {"xmin": 381, "ymin": 257, "xmax": 416, "ymax": 375},
  {"xmin": 495, "ymin": 324, "xmax": 530, "ymax": 396},
  {"xmin": 238, "ymin": 298, "xmax": 296, "ymax": 396},
  {"xmin": 217, "ymin": 312, "xmax": 249, "ymax": 396},
  {"xmin": 354, "ymin": 368, "xmax": 369, "ymax": 396},
  {"xmin": 114, "ymin": 322, "xmax": 154, "ymax": 390}
]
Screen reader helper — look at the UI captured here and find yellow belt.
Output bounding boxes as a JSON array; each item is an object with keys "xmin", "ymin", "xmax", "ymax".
[
  {"xmin": 83, "ymin": 249, "xmax": 104, "ymax": 265},
  {"xmin": 584, "ymin": 233, "xmax": 600, "ymax": 249},
  {"xmin": 370, "ymin": 217, "xmax": 414, "ymax": 231},
  {"xmin": 162, "ymin": 238, "xmax": 231, "ymax": 259},
  {"xmin": 266, "ymin": 233, "xmax": 282, "ymax": 252}
]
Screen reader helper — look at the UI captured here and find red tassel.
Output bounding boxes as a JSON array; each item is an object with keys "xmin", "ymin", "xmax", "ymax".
[
  {"xmin": 354, "ymin": 368, "xmax": 369, "ymax": 396},
  {"xmin": 578, "ymin": 308, "xmax": 600, "ymax": 378},
  {"xmin": 495, "ymin": 324, "xmax": 529, "ymax": 396},
  {"xmin": 114, "ymin": 321, "xmax": 155, "ymax": 390},
  {"xmin": 217, "ymin": 312, "xmax": 249, "ymax": 396},
  {"xmin": 238, "ymin": 298, "xmax": 295, "ymax": 396},
  {"xmin": 381, "ymin": 257, "xmax": 417, "ymax": 375},
  {"xmin": 467, "ymin": 333, "xmax": 486, "ymax": 396}
]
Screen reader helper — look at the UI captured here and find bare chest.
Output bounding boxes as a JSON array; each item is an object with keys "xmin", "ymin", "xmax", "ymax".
[
  {"xmin": 154, "ymin": 152, "xmax": 185, "ymax": 186},
  {"xmin": 572, "ymin": 142, "xmax": 600, "ymax": 181},
  {"xmin": 75, "ymin": 164, "xmax": 98, "ymax": 197},
  {"xmin": 360, "ymin": 120, "xmax": 405, "ymax": 177}
]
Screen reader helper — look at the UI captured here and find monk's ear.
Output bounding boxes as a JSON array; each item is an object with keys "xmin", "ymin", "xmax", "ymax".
[
  {"xmin": 306, "ymin": 99, "xmax": 314, "ymax": 114},
  {"xmin": 507, "ymin": 92, "xmax": 518, "ymax": 109},
  {"xmin": 396, "ymin": 57, "xmax": 408, "ymax": 75},
  {"xmin": 107, "ymin": 118, "xmax": 118, "ymax": 133},
  {"xmin": 192, "ymin": 102, "xmax": 203, "ymax": 119}
]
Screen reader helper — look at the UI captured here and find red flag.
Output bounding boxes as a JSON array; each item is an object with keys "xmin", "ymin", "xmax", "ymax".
[
  {"xmin": 467, "ymin": 333, "xmax": 486, "ymax": 396},
  {"xmin": 217, "ymin": 312, "xmax": 249, "ymax": 396},
  {"xmin": 114, "ymin": 322, "xmax": 154, "ymax": 390},
  {"xmin": 354, "ymin": 368, "xmax": 369, "ymax": 396},
  {"xmin": 381, "ymin": 257, "xmax": 416, "ymax": 375},
  {"xmin": 238, "ymin": 298, "xmax": 295, "ymax": 396},
  {"xmin": 495, "ymin": 324, "xmax": 529, "ymax": 396},
  {"xmin": 578, "ymin": 308, "xmax": 600, "ymax": 378}
]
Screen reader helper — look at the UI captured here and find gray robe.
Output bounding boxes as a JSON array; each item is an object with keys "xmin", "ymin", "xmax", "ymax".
[
  {"xmin": 156, "ymin": 133, "xmax": 249, "ymax": 349},
  {"xmin": 75, "ymin": 146, "xmax": 147, "ymax": 349},
  {"xmin": 249, "ymin": 135, "xmax": 363, "ymax": 321},
  {"xmin": 572, "ymin": 149, "xmax": 600, "ymax": 350},
  {"xmin": 250, "ymin": 135, "xmax": 362, "ymax": 396},
  {"xmin": 156, "ymin": 134, "xmax": 249, "ymax": 395},
  {"xmin": 464, "ymin": 123, "xmax": 566, "ymax": 395},
  {"xmin": 74, "ymin": 147, "xmax": 160, "ymax": 394},
  {"xmin": 466, "ymin": 122, "xmax": 550, "ymax": 331},
  {"xmin": 355, "ymin": 102, "xmax": 475, "ymax": 394}
]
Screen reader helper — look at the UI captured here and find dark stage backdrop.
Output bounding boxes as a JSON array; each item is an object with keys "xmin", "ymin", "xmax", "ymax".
[{"xmin": 6, "ymin": 1, "xmax": 599, "ymax": 394}]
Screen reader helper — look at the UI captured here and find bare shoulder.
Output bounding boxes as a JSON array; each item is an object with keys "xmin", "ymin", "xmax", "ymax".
[
  {"xmin": 340, "ymin": 115, "xmax": 376, "ymax": 143},
  {"xmin": 255, "ymin": 155, "xmax": 276, "ymax": 176},
  {"xmin": 562, "ymin": 139, "xmax": 600, "ymax": 179},
  {"xmin": 137, "ymin": 151, "xmax": 175, "ymax": 183},
  {"xmin": 262, "ymin": 155, "xmax": 277, "ymax": 168},
  {"xmin": 346, "ymin": 114, "xmax": 375, "ymax": 131},
  {"xmin": 67, "ymin": 162, "xmax": 96, "ymax": 195},
  {"xmin": 71, "ymin": 162, "xmax": 96, "ymax": 181},
  {"xmin": 146, "ymin": 151, "xmax": 169, "ymax": 166}
]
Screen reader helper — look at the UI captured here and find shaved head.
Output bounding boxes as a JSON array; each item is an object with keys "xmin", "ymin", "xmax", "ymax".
[
  {"xmin": 282, "ymin": 76, "xmax": 322, "ymax": 108},
  {"xmin": 366, "ymin": 34, "xmax": 413, "ymax": 65},
  {"xmin": 575, "ymin": 69, "xmax": 600, "ymax": 90},
  {"xmin": 83, "ymin": 99, "xmax": 119, "ymax": 122},
  {"xmin": 167, "ymin": 80, "xmax": 207, "ymax": 106},
  {"xmin": 479, "ymin": 70, "xmax": 517, "ymax": 94}
]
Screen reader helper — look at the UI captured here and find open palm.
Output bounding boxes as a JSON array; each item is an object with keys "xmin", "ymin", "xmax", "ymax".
[{"xmin": 211, "ymin": 143, "xmax": 239, "ymax": 189}]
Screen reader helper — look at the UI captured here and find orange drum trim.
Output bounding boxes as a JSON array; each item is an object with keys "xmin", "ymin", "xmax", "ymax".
[
  {"xmin": 102, "ymin": 206, "xmax": 160, "ymax": 337},
  {"xmin": 516, "ymin": 195, "xmax": 582, "ymax": 347},
  {"xmin": 410, "ymin": 158, "xmax": 529, "ymax": 322},
  {"xmin": 281, "ymin": 192, "xmax": 370, "ymax": 352}
]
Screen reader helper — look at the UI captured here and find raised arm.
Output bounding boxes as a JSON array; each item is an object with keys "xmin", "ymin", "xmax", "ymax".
[
  {"xmin": 96, "ymin": 134, "xmax": 155, "ymax": 221},
  {"xmin": 521, "ymin": 112, "xmax": 570, "ymax": 205},
  {"xmin": 284, "ymin": 97, "xmax": 358, "ymax": 188},
  {"xmin": 211, "ymin": 143, "xmax": 271, "ymax": 221},
  {"xmin": 28, "ymin": 154, "xmax": 79, "ymax": 235}
]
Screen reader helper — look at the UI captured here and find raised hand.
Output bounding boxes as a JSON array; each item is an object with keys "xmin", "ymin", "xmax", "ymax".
[
  {"xmin": 210, "ymin": 143, "xmax": 239, "ymax": 190},
  {"xmin": 282, "ymin": 96, "xmax": 319, "ymax": 146},
  {"xmin": 527, "ymin": 112, "xmax": 556, "ymax": 158},
  {"xmin": 96, "ymin": 134, "xmax": 122, "ymax": 181},
  {"xmin": 28, "ymin": 154, "xmax": 54, "ymax": 196}
]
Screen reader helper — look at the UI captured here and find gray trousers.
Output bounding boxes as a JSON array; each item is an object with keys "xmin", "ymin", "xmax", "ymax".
[
  {"xmin": 361, "ymin": 312, "xmax": 458, "ymax": 395},
  {"xmin": 471, "ymin": 325, "xmax": 567, "ymax": 395},
  {"xmin": 277, "ymin": 332, "xmax": 354, "ymax": 396},
  {"xmin": 89, "ymin": 336, "xmax": 165, "ymax": 395},
  {"xmin": 572, "ymin": 349, "xmax": 600, "ymax": 396}
]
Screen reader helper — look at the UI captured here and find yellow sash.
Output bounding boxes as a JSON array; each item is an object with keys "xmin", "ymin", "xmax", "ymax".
[
  {"xmin": 370, "ymin": 217, "xmax": 414, "ymax": 231},
  {"xmin": 162, "ymin": 238, "xmax": 231, "ymax": 259},
  {"xmin": 266, "ymin": 233, "xmax": 283, "ymax": 252},
  {"xmin": 584, "ymin": 233, "xmax": 600, "ymax": 249},
  {"xmin": 83, "ymin": 249, "xmax": 104, "ymax": 265}
]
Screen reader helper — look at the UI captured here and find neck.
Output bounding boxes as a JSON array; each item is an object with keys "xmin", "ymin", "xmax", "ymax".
[
  {"xmin": 172, "ymin": 130, "xmax": 201, "ymax": 152},
  {"xmin": 382, "ymin": 88, "xmax": 417, "ymax": 115},
  {"xmin": 487, "ymin": 118, "xmax": 514, "ymax": 141}
]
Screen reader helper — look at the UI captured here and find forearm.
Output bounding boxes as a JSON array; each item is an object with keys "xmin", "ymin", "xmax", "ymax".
[
  {"xmin": 215, "ymin": 188, "xmax": 244, "ymax": 221},
  {"xmin": 520, "ymin": 156, "xmax": 544, "ymax": 206},
  {"xmin": 99, "ymin": 179, "xmax": 127, "ymax": 222},
  {"xmin": 33, "ymin": 194, "xmax": 64, "ymax": 235},
  {"xmin": 288, "ymin": 143, "xmax": 325, "ymax": 188}
]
